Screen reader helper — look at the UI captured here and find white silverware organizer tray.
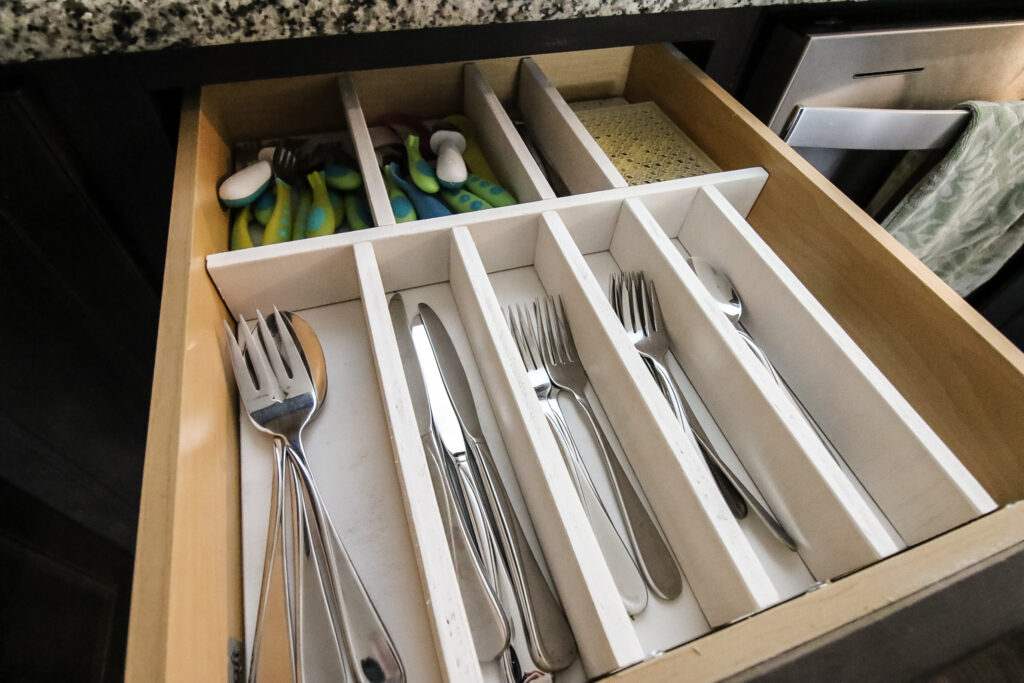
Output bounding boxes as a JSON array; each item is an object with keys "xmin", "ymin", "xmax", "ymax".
[{"xmin": 206, "ymin": 58, "xmax": 995, "ymax": 682}]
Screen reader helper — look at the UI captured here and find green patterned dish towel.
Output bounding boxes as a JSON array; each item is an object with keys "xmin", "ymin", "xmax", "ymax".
[{"xmin": 883, "ymin": 100, "xmax": 1024, "ymax": 296}]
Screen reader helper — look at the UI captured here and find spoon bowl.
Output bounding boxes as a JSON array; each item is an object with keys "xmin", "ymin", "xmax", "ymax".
[
  {"xmin": 271, "ymin": 311, "xmax": 328, "ymax": 411},
  {"xmin": 687, "ymin": 256, "xmax": 742, "ymax": 324}
]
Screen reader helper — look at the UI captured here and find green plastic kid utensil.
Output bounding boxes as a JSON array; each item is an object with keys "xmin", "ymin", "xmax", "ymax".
[
  {"xmin": 324, "ymin": 163, "xmax": 363, "ymax": 191},
  {"xmin": 262, "ymin": 178, "xmax": 293, "ymax": 245},
  {"xmin": 293, "ymin": 189, "xmax": 312, "ymax": 240},
  {"xmin": 329, "ymin": 191, "xmax": 345, "ymax": 229},
  {"xmin": 405, "ymin": 134, "xmax": 439, "ymax": 194},
  {"xmin": 230, "ymin": 204, "xmax": 255, "ymax": 250},
  {"xmin": 253, "ymin": 185, "xmax": 276, "ymax": 225},
  {"xmin": 305, "ymin": 171, "xmax": 336, "ymax": 238},
  {"xmin": 344, "ymin": 192, "xmax": 374, "ymax": 230},
  {"xmin": 465, "ymin": 174, "xmax": 516, "ymax": 207},
  {"xmin": 383, "ymin": 169, "xmax": 417, "ymax": 223},
  {"xmin": 439, "ymin": 188, "xmax": 493, "ymax": 214}
]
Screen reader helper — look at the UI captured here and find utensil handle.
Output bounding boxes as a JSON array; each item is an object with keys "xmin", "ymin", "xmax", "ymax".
[
  {"xmin": 647, "ymin": 359, "xmax": 798, "ymax": 551},
  {"xmin": 539, "ymin": 403, "xmax": 587, "ymax": 500},
  {"xmin": 249, "ymin": 443, "xmax": 296, "ymax": 683},
  {"xmin": 422, "ymin": 434, "xmax": 511, "ymax": 661},
  {"xmin": 284, "ymin": 457, "xmax": 305, "ymax": 683},
  {"xmin": 285, "ymin": 443, "xmax": 406, "ymax": 682},
  {"xmin": 646, "ymin": 357, "xmax": 750, "ymax": 520},
  {"xmin": 540, "ymin": 399, "xmax": 648, "ymax": 617},
  {"xmin": 466, "ymin": 438, "xmax": 577, "ymax": 673},
  {"xmin": 736, "ymin": 328, "xmax": 846, "ymax": 467},
  {"xmin": 571, "ymin": 392, "xmax": 683, "ymax": 601}
]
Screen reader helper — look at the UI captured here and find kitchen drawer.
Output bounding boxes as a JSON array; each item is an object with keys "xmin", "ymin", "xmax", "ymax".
[{"xmin": 125, "ymin": 43, "xmax": 1024, "ymax": 682}]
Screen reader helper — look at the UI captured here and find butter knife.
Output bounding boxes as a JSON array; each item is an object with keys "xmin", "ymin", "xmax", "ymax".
[
  {"xmin": 388, "ymin": 294, "xmax": 511, "ymax": 661},
  {"xmin": 418, "ymin": 303, "xmax": 578, "ymax": 673}
]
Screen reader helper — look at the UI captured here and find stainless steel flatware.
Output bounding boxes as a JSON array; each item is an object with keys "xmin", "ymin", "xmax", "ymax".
[
  {"xmin": 535, "ymin": 295, "xmax": 684, "ymax": 601},
  {"xmin": 611, "ymin": 273, "xmax": 799, "ymax": 551},
  {"xmin": 264, "ymin": 311, "xmax": 333, "ymax": 682},
  {"xmin": 410, "ymin": 317, "xmax": 520, "ymax": 683},
  {"xmin": 688, "ymin": 256, "xmax": 845, "ymax": 468},
  {"xmin": 225, "ymin": 308, "xmax": 405, "ymax": 682},
  {"xmin": 611, "ymin": 272, "xmax": 748, "ymax": 519},
  {"xmin": 418, "ymin": 303, "xmax": 578, "ymax": 673},
  {"xmin": 389, "ymin": 294, "xmax": 511, "ymax": 662},
  {"xmin": 508, "ymin": 303, "xmax": 648, "ymax": 616}
]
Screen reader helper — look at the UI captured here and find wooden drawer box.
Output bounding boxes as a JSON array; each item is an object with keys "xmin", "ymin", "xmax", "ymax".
[{"xmin": 125, "ymin": 43, "xmax": 1024, "ymax": 682}]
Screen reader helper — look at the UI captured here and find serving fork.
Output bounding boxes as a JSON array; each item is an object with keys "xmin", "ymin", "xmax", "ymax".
[
  {"xmin": 536, "ymin": 295, "xmax": 683, "ymax": 601},
  {"xmin": 611, "ymin": 272, "xmax": 798, "ymax": 551},
  {"xmin": 507, "ymin": 304, "xmax": 647, "ymax": 616},
  {"xmin": 225, "ymin": 308, "xmax": 404, "ymax": 682}
]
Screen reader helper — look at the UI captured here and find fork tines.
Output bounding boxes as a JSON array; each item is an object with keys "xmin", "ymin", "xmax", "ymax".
[
  {"xmin": 224, "ymin": 307, "xmax": 312, "ymax": 406},
  {"xmin": 271, "ymin": 144, "xmax": 300, "ymax": 185},
  {"xmin": 225, "ymin": 313, "xmax": 279, "ymax": 403},
  {"xmin": 507, "ymin": 303, "xmax": 542, "ymax": 372},
  {"xmin": 610, "ymin": 271, "xmax": 664, "ymax": 336},
  {"xmin": 536, "ymin": 295, "xmax": 578, "ymax": 367}
]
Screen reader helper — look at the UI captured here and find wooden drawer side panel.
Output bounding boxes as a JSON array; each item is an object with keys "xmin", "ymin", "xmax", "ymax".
[
  {"xmin": 126, "ymin": 95, "xmax": 243, "ymax": 682},
  {"xmin": 624, "ymin": 43, "xmax": 1024, "ymax": 505}
]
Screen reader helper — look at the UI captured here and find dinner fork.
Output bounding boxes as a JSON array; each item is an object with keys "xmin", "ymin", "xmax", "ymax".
[
  {"xmin": 537, "ymin": 295, "xmax": 683, "ymax": 601},
  {"xmin": 507, "ymin": 304, "xmax": 647, "ymax": 616},
  {"xmin": 225, "ymin": 308, "xmax": 405, "ymax": 682},
  {"xmin": 611, "ymin": 272, "xmax": 747, "ymax": 519},
  {"xmin": 611, "ymin": 273, "xmax": 798, "ymax": 551}
]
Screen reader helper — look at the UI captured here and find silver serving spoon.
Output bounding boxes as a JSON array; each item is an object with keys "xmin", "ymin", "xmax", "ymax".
[{"xmin": 687, "ymin": 256, "xmax": 846, "ymax": 468}]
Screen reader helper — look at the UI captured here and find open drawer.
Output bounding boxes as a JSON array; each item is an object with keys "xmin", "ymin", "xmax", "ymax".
[{"xmin": 125, "ymin": 43, "xmax": 1024, "ymax": 682}]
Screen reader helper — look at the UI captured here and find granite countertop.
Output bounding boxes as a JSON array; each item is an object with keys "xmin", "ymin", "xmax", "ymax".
[{"xmin": 2, "ymin": 0, "xmax": 829, "ymax": 64}]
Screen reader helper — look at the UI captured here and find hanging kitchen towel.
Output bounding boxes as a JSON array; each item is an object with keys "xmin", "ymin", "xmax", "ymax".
[{"xmin": 882, "ymin": 100, "xmax": 1024, "ymax": 296}]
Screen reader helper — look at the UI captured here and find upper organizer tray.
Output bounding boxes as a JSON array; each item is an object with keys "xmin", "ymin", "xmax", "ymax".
[{"xmin": 207, "ymin": 48, "xmax": 734, "ymax": 256}]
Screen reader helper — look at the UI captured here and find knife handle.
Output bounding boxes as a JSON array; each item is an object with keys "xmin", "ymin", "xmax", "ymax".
[
  {"xmin": 466, "ymin": 438, "xmax": 577, "ymax": 673},
  {"xmin": 421, "ymin": 435, "xmax": 511, "ymax": 661}
]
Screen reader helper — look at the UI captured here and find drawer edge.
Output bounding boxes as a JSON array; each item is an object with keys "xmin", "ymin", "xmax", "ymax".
[
  {"xmin": 126, "ymin": 91, "xmax": 242, "ymax": 682},
  {"xmin": 610, "ymin": 504, "xmax": 1024, "ymax": 682}
]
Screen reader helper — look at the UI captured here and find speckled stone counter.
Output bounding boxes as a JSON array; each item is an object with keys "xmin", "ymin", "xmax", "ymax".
[{"xmin": 1, "ymin": 0, "xmax": 834, "ymax": 63}]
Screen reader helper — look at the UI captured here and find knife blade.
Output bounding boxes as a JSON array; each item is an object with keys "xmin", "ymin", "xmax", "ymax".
[
  {"xmin": 388, "ymin": 293, "xmax": 511, "ymax": 661},
  {"xmin": 418, "ymin": 302, "xmax": 578, "ymax": 673}
]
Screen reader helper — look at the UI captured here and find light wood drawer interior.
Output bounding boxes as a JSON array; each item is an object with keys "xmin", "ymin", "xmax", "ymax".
[{"xmin": 126, "ymin": 43, "xmax": 1024, "ymax": 682}]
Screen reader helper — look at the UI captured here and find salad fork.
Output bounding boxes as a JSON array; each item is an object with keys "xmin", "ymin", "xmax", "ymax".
[
  {"xmin": 507, "ymin": 304, "xmax": 647, "ymax": 616},
  {"xmin": 537, "ymin": 295, "xmax": 682, "ymax": 601},
  {"xmin": 611, "ymin": 273, "xmax": 798, "ymax": 551},
  {"xmin": 507, "ymin": 305, "xmax": 578, "ymax": 484},
  {"xmin": 225, "ymin": 308, "xmax": 405, "ymax": 682},
  {"xmin": 611, "ymin": 272, "xmax": 749, "ymax": 520}
]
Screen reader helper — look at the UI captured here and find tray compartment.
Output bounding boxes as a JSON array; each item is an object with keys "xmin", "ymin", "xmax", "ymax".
[
  {"xmin": 236, "ymin": 294, "xmax": 446, "ymax": 681},
  {"xmin": 201, "ymin": 72, "xmax": 381, "ymax": 244},
  {"xmin": 516, "ymin": 57, "xmax": 628, "ymax": 195},
  {"xmin": 353, "ymin": 242, "xmax": 484, "ymax": 681},
  {"xmin": 372, "ymin": 225, "xmax": 642, "ymax": 679},
  {"xmin": 555, "ymin": 197, "xmax": 910, "ymax": 582},
  {"xmin": 648, "ymin": 186, "xmax": 997, "ymax": 545},
  {"xmin": 465, "ymin": 207, "xmax": 786, "ymax": 631},
  {"xmin": 341, "ymin": 62, "xmax": 551, "ymax": 227}
]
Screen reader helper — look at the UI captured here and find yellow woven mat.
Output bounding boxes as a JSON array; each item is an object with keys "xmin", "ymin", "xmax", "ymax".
[{"xmin": 573, "ymin": 101, "xmax": 720, "ymax": 184}]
